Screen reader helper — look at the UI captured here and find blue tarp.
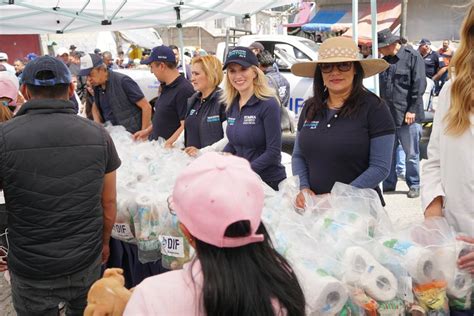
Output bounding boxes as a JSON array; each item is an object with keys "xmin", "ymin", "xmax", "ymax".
[{"xmin": 301, "ymin": 10, "xmax": 346, "ymax": 32}]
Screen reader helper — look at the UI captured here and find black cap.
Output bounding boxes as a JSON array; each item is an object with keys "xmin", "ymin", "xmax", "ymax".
[
  {"xmin": 141, "ymin": 45, "xmax": 176, "ymax": 64},
  {"xmin": 22, "ymin": 55, "xmax": 71, "ymax": 86},
  {"xmin": 79, "ymin": 53, "xmax": 104, "ymax": 76},
  {"xmin": 69, "ymin": 44, "xmax": 77, "ymax": 50},
  {"xmin": 223, "ymin": 47, "xmax": 258, "ymax": 70},
  {"xmin": 418, "ymin": 38, "xmax": 431, "ymax": 46},
  {"xmin": 94, "ymin": 48, "xmax": 102, "ymax": 55},
  {"xmin": 377, "ymin": 28, "xmax": 400, "ymax": 48}
]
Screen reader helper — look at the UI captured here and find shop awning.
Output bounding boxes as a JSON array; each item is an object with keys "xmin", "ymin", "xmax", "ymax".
[
  {"xmin": 301, "ymin": 9, "xmax": 347, "ymax": 33},
  {"xmin": 284, "ymin": 2, "xmax": 315, "ymax": 28},
  {"xmin": 343, "ymin": 0, "xmax": 401, "ymax": 44}
]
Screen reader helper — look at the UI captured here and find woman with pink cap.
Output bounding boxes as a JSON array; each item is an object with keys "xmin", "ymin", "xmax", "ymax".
[
  {"xmin": 124, "ymin": 152, "xmax": 305, "ymax": 315},
  {"xmin": 0, "ymin": 71, "xmax": 19, "ymax": 121}
]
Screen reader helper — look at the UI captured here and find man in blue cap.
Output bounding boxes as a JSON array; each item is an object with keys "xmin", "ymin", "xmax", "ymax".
[
  {"xmin": 133, "ymin": 45, "xmax": 194, "ymax": 146},
  {"xmin": 0, "ymin": 55, "xmax": 121, "ymax": 315},
  {"xmin": 80, "ymin": 53, "xmax": 152, "ymax": 135},
  {"xmin": 377, "ymin": 28, "xmax": 426, "ymax": 198}
]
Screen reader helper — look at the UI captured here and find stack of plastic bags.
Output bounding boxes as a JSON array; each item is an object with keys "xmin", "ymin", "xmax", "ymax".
[
  {"xmin": 106, "ymin": 125, "xmax": 193, "ymax": 267},
  {"xmin": 262, "ymin": 178, "xmax": 473, "ymax": 315}
]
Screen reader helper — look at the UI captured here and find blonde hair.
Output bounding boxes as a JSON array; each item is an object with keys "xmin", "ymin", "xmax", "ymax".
[
  {"xmin": 191, "ymin": 56, "xmax": 223, "ymax": 88},
  {"xmin": 222, "ymin": 65, "xmax": 278, "ymax": 110},
  {"xmin": 0, "ymin": 105, "xmax": 13, "ymax": 122},
  {"xmin": 445, "ymin": 2, "xmax": 474, "ymax": 135}
]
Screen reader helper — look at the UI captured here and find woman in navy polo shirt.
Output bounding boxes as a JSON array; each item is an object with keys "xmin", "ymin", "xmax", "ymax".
[
  {"xmin": 291, "ymin": 37, "xmax": 395, "ymax": 207},
  {"xmin": 222, "ymin": 47, "xmax": 286, "ymax": 190},
  {"xmin": 183, "ymin": 55, "xmax": 227, "ymax": 156}
]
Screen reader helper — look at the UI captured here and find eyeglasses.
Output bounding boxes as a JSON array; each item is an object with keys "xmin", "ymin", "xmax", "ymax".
[
  {"xmin": 320, "ymin": 62, "xmax": 353, "ymax": 73},
  {"xmin": 167, "ymin": 196, "xmax": 176, "ymax": 216}
]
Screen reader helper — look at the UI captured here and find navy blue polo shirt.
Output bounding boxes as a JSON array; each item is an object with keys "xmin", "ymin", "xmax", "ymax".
[
  {"xmin": 297, "ymin": 91, "xmax": 395, "ymax": 194},
  {"xmin": 94, "ymin": 76, "xmax": 144, "ymax": 124},
  {"xmin": 185, "ymin": 93, "xmax": 226, "ymax": 148},
  {"xmin": 151, "ymin": 75, "xmax": 194, "ymax": 140},
  {"xmin": 421, "ymin": 50, "xmax": 440, "ymax": 79},
  {"xmin": 223, "ymin": 95, "xmax": 286, "ymax": 184}
]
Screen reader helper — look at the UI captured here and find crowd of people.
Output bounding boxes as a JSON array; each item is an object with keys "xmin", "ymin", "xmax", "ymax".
[{"xmin": 0, "ymin": 3, "xmax": 472, "ymax": 315}]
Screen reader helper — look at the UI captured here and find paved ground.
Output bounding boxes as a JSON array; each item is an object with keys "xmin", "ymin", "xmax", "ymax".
[{"xmin": 383, "ymin": 177, "xmax": 425, "ymax": 230}]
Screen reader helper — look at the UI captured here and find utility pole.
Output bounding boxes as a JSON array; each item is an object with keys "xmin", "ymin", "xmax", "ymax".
[{"xmin": 401, "ymin": 0, "xmax": 408, "ymax": 40}]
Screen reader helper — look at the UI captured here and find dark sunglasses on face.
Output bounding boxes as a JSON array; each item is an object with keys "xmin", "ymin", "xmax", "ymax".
[{"xmin": 320, "ymin": 62, "xmax": 353, "ymax": 73}]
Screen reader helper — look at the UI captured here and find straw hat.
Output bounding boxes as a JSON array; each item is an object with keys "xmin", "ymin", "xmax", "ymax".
[{"xmin": 291, "ymin": 37, "xmax": 389, "ymax": 78}]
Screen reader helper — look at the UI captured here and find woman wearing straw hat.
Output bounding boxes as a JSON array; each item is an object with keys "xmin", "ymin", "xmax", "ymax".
[
  {"xmin": 124, "ymin": 152, "xmax": 306, "ymax": 315},
  {"xmin": 291, "ymin": 37, "xmax": 395, "ymax": 207}
]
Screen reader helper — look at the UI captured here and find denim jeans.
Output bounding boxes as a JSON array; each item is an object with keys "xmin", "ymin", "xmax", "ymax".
[
  {"xmin": 384, "ymin": 123, "xmax": 421, "ymax": 190},
  {"xmin": 395, "ymin": 143, "xmax": 406, "ymax": 176},
  {"xmin": 10, "ymin": 256, "xmax": 101, "ymax": 316}
]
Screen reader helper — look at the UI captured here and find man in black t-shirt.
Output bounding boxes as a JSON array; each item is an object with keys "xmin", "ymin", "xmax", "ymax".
[{"xmin": 134, "ymin": 45, "xmax": 194, "ymax": 147}]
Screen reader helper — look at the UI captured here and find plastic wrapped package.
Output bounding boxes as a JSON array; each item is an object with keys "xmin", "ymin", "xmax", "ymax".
[
  {"xmin": 413, "ymin": 280, "xmax": 449, "ymax": 315},
  {"xmin": 133, "ymin": 193, "xmax": 162, "ymax": 263},
  {"xmin": 159, "ymin": 210, "xmax": 193, "ymax": 270},
  {"xmin": 434, "ymin": 241, "xmax": 473, "ymax": 308},
  {"xmin": 293, "ymin": 262, "xmax": 348, "ymax": 316},
  {"xmin": 342, "ymin": 246, "xmax": 398, "ymax": 301},
  {"xmin": 311, "ymin": 210, "xmax": 377, "ymax": 240},
  {"xmin": 112, "ymin": 189, "xmax": 137, "ymax": 243},
  {"xmin": 380, "ymin": 238, "xmax": 437, "ymax": 285},
  {"xmin": 346, "ymin": 286, "xmax": 379, "ymax": 316},
  {"xmin": 330, "ymin": 182, "xmax": 393, "ymax": 237}
]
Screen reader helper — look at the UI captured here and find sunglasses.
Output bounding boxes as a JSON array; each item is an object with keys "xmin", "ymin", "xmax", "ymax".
[{"xmin": 320, "ymin": 62, "xmax": 353, "ymax": 73}]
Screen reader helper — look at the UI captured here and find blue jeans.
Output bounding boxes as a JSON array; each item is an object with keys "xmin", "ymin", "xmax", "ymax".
[
  {"xmin": 396, "ymin": 143, "xmax": 406, "ymax": 176},
  {"xmin": 384, "ymin": 123, "xmax": 421, "ymax": 190},
  {"xmin": 10, "ymin": 256, "xmax": 101, "ymax": 316}
]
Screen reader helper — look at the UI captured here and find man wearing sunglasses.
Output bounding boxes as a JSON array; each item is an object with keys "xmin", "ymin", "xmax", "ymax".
[{"xmin": 377, "ymin": 28, "xmax": 426, "ymax": 198}]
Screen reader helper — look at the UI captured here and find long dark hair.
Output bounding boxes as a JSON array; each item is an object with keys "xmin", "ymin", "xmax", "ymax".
[
  {"xmin": 304, "ymin": 61, "xmax": 375, "ymax": 121},
  {"xmin": 192, "ymin": 221, "xmax": 306, "ymax": 316}
]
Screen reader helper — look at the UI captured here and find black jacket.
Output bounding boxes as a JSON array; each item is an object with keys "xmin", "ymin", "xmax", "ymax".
[
  {"xmin": 379, "ymin": 45, "xmax": 427, "ymax": 126},
  {"xmin": 0, "ymin": 99, "xmax": 121, "ymax": 279}
]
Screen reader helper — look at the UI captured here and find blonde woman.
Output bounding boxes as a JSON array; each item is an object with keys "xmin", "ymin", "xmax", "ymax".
[
  {"xmin": 422, "ymin": 6, "xmax": 474, "ymax": 315},
  {"xmin": 183, "ymin": 55, "xmax": 227, "ymax": 156},
  {"xmin": 222, "ymin": 47, "xmax": 286, "ymax": 190}
]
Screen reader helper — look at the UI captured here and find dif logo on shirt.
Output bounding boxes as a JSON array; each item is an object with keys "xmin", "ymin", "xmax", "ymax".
[
  {"xmin": 303, "ymin": 120, "xmax": 319, "ymax": 129},
  {"xmin": 228, "ymin": 117, "xmax": 236, "ymax": 126},
  {"xmin": 190, "ymin": 109, "xmax": 197, "ymax": 116}
]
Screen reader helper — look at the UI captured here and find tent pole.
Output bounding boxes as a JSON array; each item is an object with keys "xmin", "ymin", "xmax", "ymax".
[
  {"xmin": 370, "ymin": 0, "xmax": 379, "ymax": 96},
  {"xmin": 352, "ymin": 0, "xmax": 358, "ymax": 44},
  {"xmin": 174, "ymin": 4, "xmax": 187, "ymax": 79}
]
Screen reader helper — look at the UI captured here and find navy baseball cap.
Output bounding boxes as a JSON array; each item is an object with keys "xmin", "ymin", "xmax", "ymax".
[
  {"xmin": 141, "ymin": 45, "xmax": 176, "ymax": 64},
  {"xmin": 223, "ymin": 47, "xmax": 258, "ymax": 70},
  {"xmin": 79, "ymin": 53, "xmax": 104, "ymax": 76},
  {"xmin": 22, "ymin": 55, "xmax": 71, "ymax": 86},
  {"xmin": 418, "ymin": 38, "xmax": 431, "ymax": 46}
]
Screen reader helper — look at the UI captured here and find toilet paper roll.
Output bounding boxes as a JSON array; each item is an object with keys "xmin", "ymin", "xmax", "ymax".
[
  {"xmin": 134, "ymin": 194, "xmax": 159, "ymax": 239},
  {"xmin": 435, "ymin": 243, "xmax": 473, "ymax": 299},
  {"xmin": 361, "ymin": 264, "xmax": 398, "ymax": 301},
  {"xmin": 295, "ymin": 266, "xmax": 348, "ymax": 315},
  {"xmin": 404, "ymin": 246, "xmax": 436, "ymax": 284},
  {"xmin": 343, "ymin": 247, "xmax": 398, "ymax": 301}
]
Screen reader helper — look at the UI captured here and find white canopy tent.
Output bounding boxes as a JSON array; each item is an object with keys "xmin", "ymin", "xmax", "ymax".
[{"xmin": 0, "ymin": 0, "xmax": 295, "ymax": 34}]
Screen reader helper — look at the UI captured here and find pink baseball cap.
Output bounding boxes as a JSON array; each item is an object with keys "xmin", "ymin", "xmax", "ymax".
[
  {"xmin": 170, "ymin": 152, "xmax": 264, "ymax": 248},
  {"xmin": 0, "ymin": 75, "xmax": 19, "ymax": 104}
]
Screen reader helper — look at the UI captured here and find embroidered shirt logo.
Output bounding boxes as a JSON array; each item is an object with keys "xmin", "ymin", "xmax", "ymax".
[
  {"xmin": 207, "ymin": 115, "xmax": 220, "ymax": 123},
  {"xmin": 189, "ymin": 109, "xmax": 197, "ymax": 116},
  {"xmin": 228, "ymin": 117, "xmax": 236, "ymax": 125},
  {"xmin": 243, "ymin": 115, "xmax": 257, "ymax": 125},
  {"xmin": 303, "ymin": 120, "xmax": 319, "ymax": 129}
]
